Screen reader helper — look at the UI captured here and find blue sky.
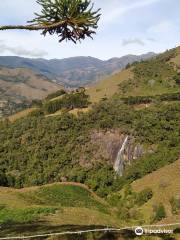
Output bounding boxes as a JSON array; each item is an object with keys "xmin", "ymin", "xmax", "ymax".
[{"xmin": 0, "ymin": 0, "xmax": 179, "ymax": 59}]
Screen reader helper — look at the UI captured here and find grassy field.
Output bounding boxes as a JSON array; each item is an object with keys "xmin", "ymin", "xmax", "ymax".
[
  {"xmin": 0, "ymin": 183, "xmax": 121, "ymax": 227},
  {"xmin": 171, "ymin": 54, "xmax": 180, "ymax": 66},
  {"xmin": 46, "ymin": 107, "xmax": 91, "ymax": 117},
  {"xmin": 8, "ymin": 107, "xmax": 38, "ymax": 122},
  {"xmin": 2, "ymin": 181, "xmax": 179, "ymax": 238},
  {"xmin": 86, "ymin": 69, "xmax": 133, "ymax": 103},
  {"xmin": 170, "ymin": 46, "xmax": 180, "ymax": 66},
  {"xmin": 18, "ymin": 184, "xmax": 108, "ymax": 212},
  {"xmin": 132, "ymin": 159, "xmax": 180, "ymax": 223}
]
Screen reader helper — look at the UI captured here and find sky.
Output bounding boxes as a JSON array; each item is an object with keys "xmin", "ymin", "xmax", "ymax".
[{"xmin": 0, "ymin": 0, "xmax": 179, "ymax": 60}]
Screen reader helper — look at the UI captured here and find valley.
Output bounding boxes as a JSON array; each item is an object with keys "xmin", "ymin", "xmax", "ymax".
[
  {"xmin": 0, "ymin": 47, "xmax": 180, "ymax": 239},
  {"xmin": 0, "ymin": 0, "xmax": 179, "ymax": 238},
  {"xmin": 0, "ymin": 66, "xmax": 62, "ymax": 117},
  {"xmin": 0, "ymin": 52, "xmax": 155, "ymax": 119}
]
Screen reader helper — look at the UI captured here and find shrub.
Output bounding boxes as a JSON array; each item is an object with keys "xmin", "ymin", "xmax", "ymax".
[
  {"xmin": 0, "ymin": 205, "xmax": 6, "ymax": 211},
  {"xmin": 173, "ymin": 73, "xmax": 180, "ymax": 85},
  {"xmin": 170, "ymin": 196, "xmax": 180, "ymax": 215},
  {"xmin": 118, "ymin": 207, "xmax": 130, "ymax": 220},
  {"xmin": 136, "ymin": 188, "xmax": 153, "ymax": 206},
  {"xmin": 153, "ymin": 203, "xmax": 166, "ymax": 222},
  {"xmin": 31, "ymin": 99, "xmax": 43, "ymax": 107},
  {"xmin": 45, "ymin": 89, "xmax": 66, "ymax": 100},
  {"xmin": 0, "ymin": 171, "xmax": 7, "ymax": 186},
  {"xmin": 29, "ymin": 109, "xmax": 44, "ymax": 117},
  {"xmin": 122, "ymin": 96, "xmax": 152, "ymax": 105},
  {"xmin": 44, "ymin": 91, "xmax": 90, "ymax": 114},
  {"xmin": 107, "ymin": 193, "xmax": 122, "ymax": 207},
  {"xmin": 124, "ymin": 184, "xmax": 133, "ymax": 197}
]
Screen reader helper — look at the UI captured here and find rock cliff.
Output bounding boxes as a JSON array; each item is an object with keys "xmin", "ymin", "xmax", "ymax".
[{"xmin": 79, "ymin": 130, "xmax": 144, "ymax": 175}]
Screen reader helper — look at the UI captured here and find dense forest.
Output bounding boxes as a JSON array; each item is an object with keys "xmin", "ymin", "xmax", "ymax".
[
  {"xmin": 0, "ymin": 47, "xmax": 180, "ymax": 198},
  {"xmin": 0, "ymin": 98, "xmax": 179, "ymax": 197}
]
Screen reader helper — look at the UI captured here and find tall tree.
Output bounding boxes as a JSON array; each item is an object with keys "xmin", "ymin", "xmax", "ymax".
[{"xmin": 0, "ymin": 0, "xmax": 101, "ymax": 43}]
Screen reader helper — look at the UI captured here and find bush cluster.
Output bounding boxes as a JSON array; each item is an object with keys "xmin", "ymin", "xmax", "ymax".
[{"xmin": 44, "ymin": 91, "xmax": 90, "ymax": 114}]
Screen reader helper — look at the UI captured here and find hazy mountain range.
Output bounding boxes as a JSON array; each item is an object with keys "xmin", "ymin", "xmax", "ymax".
[
  {"xmin": 0, "ymin": 52, "xmax": 155, "ymax": 116},
  {"xmin": 0, "ymin": 52, "xmax": 155, "ymax": 87}
]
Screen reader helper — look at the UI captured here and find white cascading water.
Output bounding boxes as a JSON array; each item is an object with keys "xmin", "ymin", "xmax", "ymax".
[{"xmin": 114, "ymin": 136, "xmax": 129, "ymax": 176}]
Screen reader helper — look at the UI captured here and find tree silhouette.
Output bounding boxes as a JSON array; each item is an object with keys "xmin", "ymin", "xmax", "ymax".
[{"xmin": 0, "ymin": 0, "xmax": 101, "ymax": 43}]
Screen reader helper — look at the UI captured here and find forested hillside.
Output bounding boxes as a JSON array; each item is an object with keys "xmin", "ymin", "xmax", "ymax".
[
  {"xmin": 0, "ymin": 47, "xmax": 179, "ymax": 187},
  {"xmin": 0, "ymin": 47, "xmax": 180, "ymax": 234},
  {"xmin": 87, "ymin": 46, "xmax": 180, "ymax": 103}
]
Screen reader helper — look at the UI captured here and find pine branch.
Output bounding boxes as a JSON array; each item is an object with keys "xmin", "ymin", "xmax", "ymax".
[
  {"xmin": 0, "ymin": 21, "xmax": 65, "ymax": 31},
  {"xmin": 0, "ymin": 0, "xmax": 101, "ymax": 43}
]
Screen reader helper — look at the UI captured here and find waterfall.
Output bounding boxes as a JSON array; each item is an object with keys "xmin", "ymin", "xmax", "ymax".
[{"xmin": 114, "ymin": 136, "xmax": 129, "ymax": 176}]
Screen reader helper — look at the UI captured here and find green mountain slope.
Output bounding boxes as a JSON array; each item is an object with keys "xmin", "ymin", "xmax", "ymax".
[
  {"xmin": 86, "ymin": 46, "xmax": 180, "ymax": 103},
  {"xmin": 0, "ymin": 47, "xmax": 179, "ymax": 237},
  {"xmin": 132, "ymin": 159, "xmax": 180, "ymax": 223},
  {"xmin": 0, "ymin": 183, "xmax": 122, "ymax": 238}
]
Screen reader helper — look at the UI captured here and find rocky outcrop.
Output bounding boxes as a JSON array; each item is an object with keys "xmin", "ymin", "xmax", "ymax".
[
  {"xmin": 79, "ymin": 130, "xmax": 144, "ymax": 175},
  {"xmin": 113, "ymin": 135, "xmax": 144, "ymax": 176}
]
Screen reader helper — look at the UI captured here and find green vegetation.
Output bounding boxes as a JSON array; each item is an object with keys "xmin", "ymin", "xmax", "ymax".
[
  {"xmin": 44, "ymin": 90, "xmax": 90, "ymax": 114},
  {"xmin": 0, "ymin": 47, "xmax": 179, "ymax": 237},
  {"xmin": 45, "ymin": 89, "xmax": 66, "ymax": 100},
  {"xmin": 135, "ymin": 188, "xmax": 153, "ymax": 206},
  {"xmin": 119, "ymin": 48, "xmax": 180, "ymax": 96},
  {"xmin": 0, "ymin": 206, "xmax": 56, "ymax": 224},
  {"xmin": 0, "ymin": 171, "xmax": 7, "ymax": 186},
  {"xmin": 19, "ymin": 184, "xmax": 107, "ymax": 213},
  {"xmin": 107, "ymin": 185, "xmax": 153, "ymax": 221},
  {"xmin": 121, "ymin": 92, "xmax": 180, "ymax": 105},
  {"xmin": 170, "ymin": 197, "xmax": 180, "ymax": 215},
  {"xmin": 0, "ymin": 98, "xmax": 179, "ymax": 196},
  {"xmin": 173, "ymin": 72, "xmax": 180, "ymax": 85},
  {"xmin": 0, "ymin": 183, "xmax": 113, "ymax": 228},
  {"xmin": 0, "ymin": 47, "xmax": 179, "ymax": 206},
  {"xmin": 124, "ymin": 143, "xmax": 180, "ymax": 183},
  {"xmin": 131, "ymin": 159, "xmax": 180, "ymax": 224},
  {"xmin": 152, "ymin": 203, "xmax": 166, "ymax": 222}
]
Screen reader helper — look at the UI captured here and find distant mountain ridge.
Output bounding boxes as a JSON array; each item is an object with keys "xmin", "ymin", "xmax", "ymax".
[
  {"xmin": 0, "ymin": 52, "xmax": 155, "ymax": 87},
  {"xmin": 0, "ymin": 66, "xmax": 61, "ymax": 117}
]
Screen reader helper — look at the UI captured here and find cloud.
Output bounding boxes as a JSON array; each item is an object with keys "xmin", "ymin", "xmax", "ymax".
[
  {"xmin": 147, "ymin": 37, "xmax": 156, "ymax": 42},
  {"xmin": 0, "ymin": 40, "xmax": 48, "ymax": 57},
  {"xmin": 101, "ymin": 0, "xmax": 162, "ymax": 24},
  {"xmin": 122, "ymin": 38, "xmax": 145, "ymax": 46},
  {"xmin": 147, "ymin": 20, "xmax": 174, "ymax": 35}
]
